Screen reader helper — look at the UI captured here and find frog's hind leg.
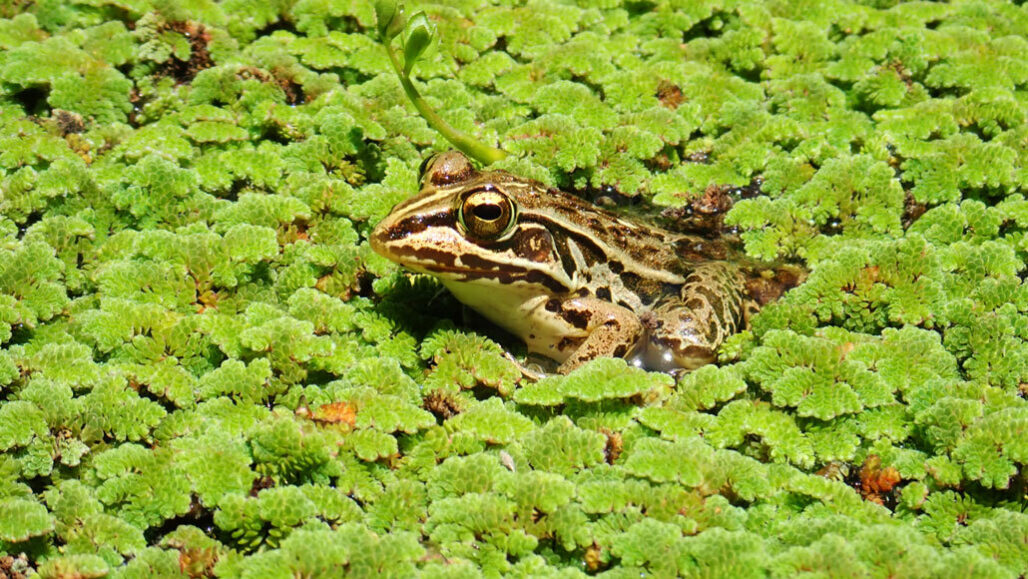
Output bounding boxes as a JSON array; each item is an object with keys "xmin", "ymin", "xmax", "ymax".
[{"xmin": 640, "ymin": 262, "xmax": 751, "ymax": 371}]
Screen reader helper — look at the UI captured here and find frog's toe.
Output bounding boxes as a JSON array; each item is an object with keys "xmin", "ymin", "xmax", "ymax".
[{"xmin": 638, "ymin": 329, "xmax": 718, "ymax": 371}]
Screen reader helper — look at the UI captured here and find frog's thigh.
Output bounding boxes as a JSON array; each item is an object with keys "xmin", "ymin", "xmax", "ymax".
[
  {"xmin": 644, "ymin": 262, "xmax": 748, "ymax": 370},
  {"xmin": 556, "ymin": 297, "xmax": 643, "ymax": 374}
]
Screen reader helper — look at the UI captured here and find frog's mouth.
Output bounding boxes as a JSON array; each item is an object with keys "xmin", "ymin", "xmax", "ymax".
[
  {"xmin": 371, "ymin": 224, "xmax": 570, "ymax": 293},
  {"xmin": 371, "ymin": 222, "xmax": 482, "ymax": 275},
  {"xmin": 370, "ymin": 216, "xmax": 465, "ymax": 270},
  {"xmin": 374, "ymin": 239, "xmax": 512, "ymax": 281}
]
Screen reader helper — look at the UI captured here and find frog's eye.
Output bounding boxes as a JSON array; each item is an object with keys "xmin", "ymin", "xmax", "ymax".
[
  {"xmin": 420, "ymin": 151, "xmax": 474, "ymax": 187},
  {"xmin": 458, "ymin": 187, "xmax": 517, "ymax": 240}
]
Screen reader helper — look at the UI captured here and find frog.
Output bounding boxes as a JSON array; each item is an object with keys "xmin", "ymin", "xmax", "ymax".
[{"xmin": 371, "ymin": 151, "xmax": 791, "ymax": 374}]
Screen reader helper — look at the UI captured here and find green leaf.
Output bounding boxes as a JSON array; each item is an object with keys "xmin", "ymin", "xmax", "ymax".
[
  {"xmin": 421, "ymin": 328, "xmax": 521, "ymax": 396},
  {"xmin": 514, "ymin": 358, "xmax": 672, "ymax": 406},
  {"xmin": 674, "ymin": 364, "xmax": 747, "ymax": 411},
  {"xmin": 349, "ymin": 428, "xmax": 399, "ymax": 462},
  {"xmin": 446, "ymin": 398, "xmax": 534, "ymax": 445},
  {"xmin": 622, "ymin": 437, "xmax": 711, "ymax": 486},
  {"xmin": 0, "ymin": 497, "xmax": 54, "ymax": 542},
  {"xmin": 231, "ymin": 525, "xmax": 424, "ymax": 578},
  {"xmin": 48, "ymin": 67, "xmax": 133, "ymax": 125},
  {"xmin": 197, "ymin": 358, "xmax": 273, "ymax": 402},
  {"xmin": 375, "ymin": 0, "xmax": 405, "ymax": 40},
  {"xmin": 0, "ymin": 350, "xmax": 17, "ymax": 388},
  {"xmin": 185, "ymin": 121, "xmax": 250, "ymax": 143},
  {"xmin": 36, "ymin": 554, "xmax": 109, "ymax": 579},
  {"xmin": 94, "ymin": 445, "xmax": 192, "ymax": 526},
  {"xmin": 706, "ymin": 400, "xmax": 814, "ymax": 468},
  {"xmin": 520, "ymin": 417, "xmax": 606, "ymax": 476},
  {"xmin": 0, "ymin": 36, "xmax": 89, "ymax": 85},
  {"xmin": 0, "ymin": 400, "xmax": 48, "ymax": 450},
  {"xmin": 81, "ymin": 375, "xmax": 166, "ymax": 442},
  {"xmin": 0, "ymin": 13, "xmax": 46, "ymax": 49},
  {"xmin": 61, "ymin": 513, "xmax": 146, "ymax": 563},
  {"xmin": 173, "ymin": 432, "xmax": 255, "ymax": 506},
  {"xmin": 402, "ymin": 12, "xmax": 434, "ymax": 77}
]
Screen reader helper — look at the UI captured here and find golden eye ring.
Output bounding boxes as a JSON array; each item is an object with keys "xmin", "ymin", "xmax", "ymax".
[{"xmin": 457, "ymin": 187, "xmax": 517, "ymax": 241}]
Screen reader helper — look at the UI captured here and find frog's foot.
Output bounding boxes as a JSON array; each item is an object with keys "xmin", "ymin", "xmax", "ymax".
[
  {"xmin": 503, "ymin": 350, "xmax": 549, "ymax": 381},
  {"xmin": 640, "ymin": 262, "xmax": 748, "ymax": 371},
  {"xmin": 555, "ymin": 297, "xmax": 643, "ymax": 374}
]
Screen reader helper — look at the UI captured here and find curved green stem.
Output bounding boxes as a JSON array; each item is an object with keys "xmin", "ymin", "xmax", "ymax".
[{"xmin": 385, "ymin": 42, "xmax": 507, "ymax": 165}]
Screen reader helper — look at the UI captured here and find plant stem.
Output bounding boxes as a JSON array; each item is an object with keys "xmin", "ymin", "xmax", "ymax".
[{"xmin": 385, "ymin": 42, "xmax": 507, "ymax": 165}]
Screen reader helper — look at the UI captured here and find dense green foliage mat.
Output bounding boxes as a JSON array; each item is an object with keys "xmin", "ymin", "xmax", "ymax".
[{"xmin": 1, "ymin": 0, "xmax": 1027, "ymax": 576}]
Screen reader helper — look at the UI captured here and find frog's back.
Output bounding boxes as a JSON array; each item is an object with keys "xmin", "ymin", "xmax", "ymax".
[{"xmin": 501, "ymin": 179, "xmax": 732, "ymax": 283}]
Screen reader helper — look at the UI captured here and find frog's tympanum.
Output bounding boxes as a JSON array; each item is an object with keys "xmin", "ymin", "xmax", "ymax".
[{"xmin": 372, "ymin": 151, "xmax": 782, "ymax": 374}]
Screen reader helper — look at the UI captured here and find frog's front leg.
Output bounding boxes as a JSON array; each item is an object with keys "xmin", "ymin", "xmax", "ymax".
[
  {"xmin": 640, "ymin": 262, "xmax": 752, "ymax": 371},
  {"xmin": 552, "ymin": 297, "xmax": 644, "ymax": 374}
]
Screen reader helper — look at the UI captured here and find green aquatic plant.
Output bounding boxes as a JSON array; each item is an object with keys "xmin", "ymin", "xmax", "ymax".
[
  {"xmin": 0, "ymin": 0, "xmax": 1025, "ymax": 576},
  {"xmin": 375, "ymin": 0, "xmax": 507, "ymax": 165}
]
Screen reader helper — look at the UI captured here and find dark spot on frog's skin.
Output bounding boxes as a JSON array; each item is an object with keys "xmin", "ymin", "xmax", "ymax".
[
  {"xmin": 630, "ymin": 279, "xmax": 664, "ymax": 304},
  {"xmin": 558, "ymin": 337, "xmax": 582, "ymax": 352},
  {"xmin": 618, "ymin": 271, "xmax": 641, "ymax": 290},
  {"xmin": 575, "ymin": 288, "xmax": 591, "ymax": 297},
  {"xmin": 390, "ymin": 245, "xmax": 457, "ymax": 267},
  {"xmin": 610, "ymin": 225, "xmax": 636, "ymax": 247},
  {"xmin": 698, "ymin": 287, "xmax": 726, "ymax": 311},
  {"xmin": 513, "ymin": 228, "xmax": 554, "ymax": 262},
  {"xmin": 638, "ymin": 294, "xmax": 658, "ymax": 307},
  {"xmin": 609, "ymin": 261, "xmax": 624, "ymax": 274},
  {"xmin": 545, "ymin": 299, "xmax": 561, "ymax": 312},
  {"xmin": 612, "ymin": 344, "xmax": 629, "ymax": 357},
  {"xmin": 709, "ymin": 296, "xmax": 727, "ymax": 318},
  {"xmin": 386, "ymin": 243, "xmax": 569, "ymax": 293},
  {"xmin": 595, "ymin": 287, "xmax": 612, "ymax": 301},
  {"xmin": 707, "ymin": 317, "xmax": 719, "ymax": 338},
  {"xmin": 524, "ymin": 270, "xmax": 570, "ymax": 293},
  {"xmin": 458, "ymin": 252, "xmax": 502, "ymax": 271},
  {"xmin": 562, "ymin": 308, "xmax": 591, "ymax": 330},
  {"xmin": 649, "ymin": 333, "xmax": 671, "ymax": 349},
  {"xmin": 525, "ymin": 214, "xmax": 608, "ymax": 260},
  {"xmin": 389, "ymin": 212, "xmax": 453, "ymax": 239}
]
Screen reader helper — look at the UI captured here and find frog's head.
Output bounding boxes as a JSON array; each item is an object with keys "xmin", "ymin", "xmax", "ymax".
[{"xmin": 369, "ymin": 151, "xmax": 571, "ymax": 291}]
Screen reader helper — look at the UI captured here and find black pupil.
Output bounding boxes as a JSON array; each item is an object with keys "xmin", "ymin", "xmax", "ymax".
[{"xmin": 472, "ymin": 203, "xmax": 503, "ymax": 221}]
